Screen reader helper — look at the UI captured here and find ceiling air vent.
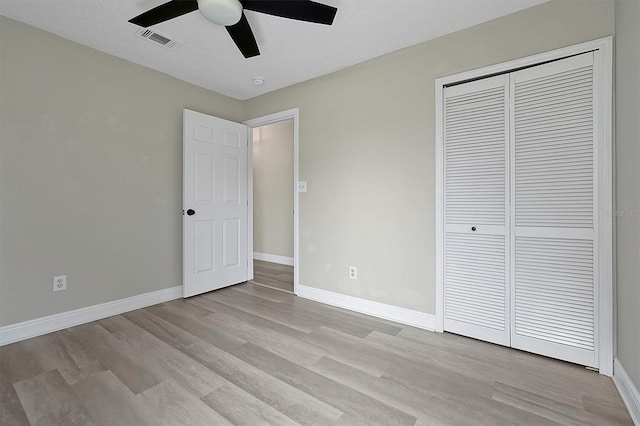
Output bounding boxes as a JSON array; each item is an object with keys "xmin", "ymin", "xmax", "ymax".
[{"xmin": 137, "ymin": 29, "xmax": 181, "ymax": 49}]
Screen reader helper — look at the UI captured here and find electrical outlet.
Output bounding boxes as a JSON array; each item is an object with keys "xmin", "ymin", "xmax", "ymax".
[
  {"xmin": 349, "ymin": 266, "xmax": 357, "ymax": 280},
  {"xmin": 53, "ymin": 275, "xmax": 67, "ymax": 292},
  {"xmin": 298, "ymin": 181, "xmax": 307, "ymax": 192}
]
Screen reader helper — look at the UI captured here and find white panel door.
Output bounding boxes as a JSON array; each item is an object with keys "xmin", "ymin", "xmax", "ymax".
[
  {"xmin": 183, "ymin": 109, "xmax": 248, "ymax": 298},
  {"xmin": 443, "ymin": 75, "xmax": 510, "ymax": 346},
  {"xmin": 510, "ymin": 53, "xmax": 598, "ymax": 367}
]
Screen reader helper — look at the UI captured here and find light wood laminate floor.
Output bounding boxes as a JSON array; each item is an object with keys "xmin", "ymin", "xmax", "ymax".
[
  {"xmin": 252, "ymin": 260, "xmax": 294, "ymax": 293},
  {"xmin": 1, "ymin": 282, "xmax": 633, "ymax": 425}
]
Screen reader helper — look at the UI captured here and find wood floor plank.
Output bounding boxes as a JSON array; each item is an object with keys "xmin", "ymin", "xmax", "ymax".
[
  {"xmin": 378, "ymin": 328, "xmax": 591, "ymax": 415},
  {"xmin": 0, "ymin": 330, "xmax": 106, "ymax": 386},
  {"xmin": 365, "ymin": 329, "xmax": 504, "ymax": 384},
  {"xmin": 279, "ymin": 291, "xmax": 404, "ymax": 338},
  {"xmin": 233, "ymin": 281, "xmax": 295, "ymax": 303},
  {"xmin": 230, "ymin": 342, "xmax": 417, "ymax": 425},
  {"xmin": 146, "ymin": 303, "xmax": 247, "ymax": 352},
  {"xmin": 121, "ymin": 306, "xmax": 342, "ymax": 425},
  {"xmin": 70, "ymin": 316, "xmax": 226, "ymax": 399},
  {"xmin": 0, "ymin": 382, "xmax": 30, "ymax": 426},
  {"xmin": 492, "ymin": 381, "xmax": 627, "ymax": 426},
  {"xmin": 201, "ymin": 310, "xmax": 323, "ymax": 366},
  {"xmin": 298, "ymin": 325, "xmax": 416, "ymax": 376},
  {"xmin": 308, "ymin": 355, "xmax": 473, "ymax": 425},
  {"xmin": 98, "ymin": 313, "xmax": 144, "ymax": 333},
  {"xmin": 251, "ymin": 277, "xmax": 293, "ymax": 293},
  {"xmin": 122, "ymin": 308, "xmax": 200, "ymax": 350},
  {"xmin": 13, "ymin": 370, "xmax": 96, "ymax": 426},
  {"xmin": 392, "ymin": 327, "xmax": 610, "ymax": 410},
  {"xmin": 187, "ymin": 296, "xmax": 308, "ymax": 340},
  {"xmin": 381, "ymin": 357, "xmax": 497, "ymax": 421},
  {"xmin": 160, "ymin": 298, "xmax": 218, "ymax": 318},
  {"xmin": 252, "ymin": 260, "xmax": 294, "ymax": 293},
  {"xmin": 108, "ymin": 320, "xmax": 229, "ymax": 398},
  {"xmin": 213, "ymin": 286, "xmax": 384, "ymax": 338},
  {"xmin": 482, "ymin": 400, "xmax": 567, "ymax": 426},
  {"xmin": 139, "ymin": 379, "xmax": 231, "ymax": 426},
  {"xmin": 397, "ymin": 325, "xmax": 591, "ymax": 384},
  {"xmin": 183, "ymin": 340, "xmax": 343, "ymax": 425},
  {"xmin": 200, "ymin": 289, "xmax": 317, "ymax": 333},
  {"xmin": 202, "ymin": 383, "xmax": 299, "ymax": 426},
  {"xmin": 492, "ymin": 356, "xmax": 619, "ymax": 412},
  {"xmin": 582, "ymin": 392, "xmax": 635, "ymax": 425},
  {"xmin": 67, "ymin": 322, "xmax": 163, "ymax": 394},
  {"xmin": 288, "ymin": 295, "xmax": 404, "ymax": 337},
  {"xmin": 71, "ymin": 370, "xmax": 159, "ymax": 426}
]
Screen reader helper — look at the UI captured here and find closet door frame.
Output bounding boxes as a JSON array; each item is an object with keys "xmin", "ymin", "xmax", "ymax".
[{"xmin": 434, "ymin": 37, "xmax": 613, "ymax": 376}]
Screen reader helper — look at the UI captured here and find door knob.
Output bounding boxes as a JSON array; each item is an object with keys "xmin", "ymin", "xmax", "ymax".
[
  {"xmin": 187, "ymin": 209, "xmax": 195, "ymax": 216},
  {"xmin": 471, "ymin": 226, "xmax": 477, "ymax": 231}
]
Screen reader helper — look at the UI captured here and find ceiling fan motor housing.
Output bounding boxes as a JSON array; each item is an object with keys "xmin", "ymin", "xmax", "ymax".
[{"xmin": 197, "ymin": 0, "xmax": 243, "ymax": 26}]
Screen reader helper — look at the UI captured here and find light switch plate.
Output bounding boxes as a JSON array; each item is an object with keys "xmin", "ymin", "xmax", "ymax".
[{"xmin": 298, "ymin": 181, "xmax": 307, "ymax": 192}]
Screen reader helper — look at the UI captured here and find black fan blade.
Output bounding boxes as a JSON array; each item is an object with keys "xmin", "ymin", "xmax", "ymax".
[
  {"xmin": 226, "ymin": 13, "xmax": 260, "ymax": 58},
  {"xmin": 242, "ymin": 0, "xmax": 337, "ymax": 25},
  {"xmin": 129, "ymin": 0, "xmax": 198, "ymax": 27}
]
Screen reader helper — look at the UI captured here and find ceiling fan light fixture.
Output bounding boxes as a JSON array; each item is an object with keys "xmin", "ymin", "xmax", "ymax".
[
  {"xmin": 128, "ymin": 0, "xmax": 337, "ymax": 58},
  {"xmin": 197, "ymin": 0, "xmax": 243, "ymax": 26}
]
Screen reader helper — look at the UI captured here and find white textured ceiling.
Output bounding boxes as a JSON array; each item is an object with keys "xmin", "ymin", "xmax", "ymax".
[{"xmin": 0, "ymin": 0, "xmax": 548, "ymax": 100}]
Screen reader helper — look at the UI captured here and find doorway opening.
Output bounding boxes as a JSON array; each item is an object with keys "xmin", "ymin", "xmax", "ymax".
[{"xmin": 245, "ymin": 108, "xmax": 299, "ymax": 295}]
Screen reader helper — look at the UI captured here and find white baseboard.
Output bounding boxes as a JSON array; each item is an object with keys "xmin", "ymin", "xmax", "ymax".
[
  {"xmin": 253, "ymin": 252, "xmax": 294, "ymax": 266},
  {"xmin": 614, "ymin": 358, "xmax": 640, "ymax": 425},
  {"xmin": 0, "ymin": 285, "xmax": 183, "ymax": 346},
  {"xmin": 297, "ymin": 284, "xmax": 435, "ymax": 331}
]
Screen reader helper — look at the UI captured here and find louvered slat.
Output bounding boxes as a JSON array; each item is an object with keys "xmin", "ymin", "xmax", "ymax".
[
  {"xmin": 514, "ymin": 62, "xmax": 594, "ymax": 228},
  {"xmin": 446, "ymin": 233, "xmax": 506, "ymax": 330},
  {"xmin": 445, "ymin": 80, "xmax": 507, "ymax": 226},
  {"xmin": 514, "ymin": 237, "xmax": 594, "ymax": 351}
]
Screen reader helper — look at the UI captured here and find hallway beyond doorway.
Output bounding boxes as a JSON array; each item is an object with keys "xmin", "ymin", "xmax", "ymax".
[{"xmin": 251, "ymin": 260, "xmax": 294, "ymax": 294}]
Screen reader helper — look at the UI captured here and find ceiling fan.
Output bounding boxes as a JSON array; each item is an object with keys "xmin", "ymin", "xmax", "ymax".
[{"xmin": 129, "ymin": 0, "xmax": 338, "ymax": 58}]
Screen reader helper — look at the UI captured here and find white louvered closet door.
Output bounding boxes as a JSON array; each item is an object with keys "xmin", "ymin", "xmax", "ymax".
[
  {"xmin": 443, "ymin": 75, "xmax": 510, "ymax": 346},
  {"xmin": 510, "ymin": 52, "xmax": 598, "ymax": 367}
]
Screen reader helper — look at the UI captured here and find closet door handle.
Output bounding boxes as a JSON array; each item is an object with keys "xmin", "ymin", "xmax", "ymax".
[
  {"xmin": 471, "ymin": 226, "xmax": 477, "ymax": 231},
  {"xmin": 187, "ymin": 209, "xmax": 196, "ymax": 216}
]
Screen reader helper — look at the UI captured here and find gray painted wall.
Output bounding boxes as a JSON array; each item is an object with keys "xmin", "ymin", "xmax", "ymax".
[
  {"xmin": 243, "ymin": 0, "xmax": 615, "ymax": 314},
  {"xmin": 614, "ymin": 0, "xmax": 640, "ymax": 394},
  {"xmin": 253, "ymin": 120, "xmax": 294, "ymax": 258},
  {"xmin": 0, "ymin": 16, "xmax": 243, "ymax": 326}
]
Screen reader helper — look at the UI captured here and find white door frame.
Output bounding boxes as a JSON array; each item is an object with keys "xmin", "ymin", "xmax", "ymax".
[
  {"xmin": 244, "ymin": 108, "xmax": 300, "ymax": 294},
  {"xmin": 434, "ymin": 37, "xmax": 613, "ymax": 376}
]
